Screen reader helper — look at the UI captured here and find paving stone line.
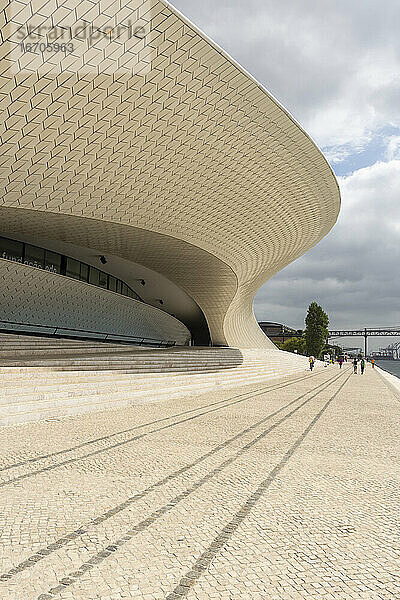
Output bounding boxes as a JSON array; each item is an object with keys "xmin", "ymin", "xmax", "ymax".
[
  {"xmin": 164, "ymin": 375, "xmax": 351, "ymax": 600},
  {"xmin": 0, "ymin": 371, "xmax": 323, "ymax": 474},
  {"xmin": 0, "ymin": 371, "xmax": 326, "ymax": 488},
  {"xmin": 0, "ymin": 370, "xmax": 345, "ymax": 582},
  {"xmin": 0, "ymin": 388, "xmax": 256, "ymax": 473},
  {"xmin": 33, "ymin": 371, "xmax": 350, "ymax": 599}
]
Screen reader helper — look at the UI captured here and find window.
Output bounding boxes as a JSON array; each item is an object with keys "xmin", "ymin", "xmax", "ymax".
[
  {"xmin": 108, "ymin": 276, "xmax": 117, "ymax": 292},
  {"xmin": 99, "ymin": 271, "xmax": 108, "ymax": 288},
  {"xmin": 0, "ymin": 237, "xmax": 23, "ymax": 262},
  {"xmin": 89, "ymin": 267, "xmax": 100, "ymax": 286},
  {"xmin": 0, "ymin": 236, "xmax": 142, "ymax": 303},
  {"xmin": 45, "ymin": 251, "xmax": 61, "ymax": 274},
  {"xmin": 24, "ymin": 244, "xmax": 45, "ymax": 269},
  {"xmin": 80, "ymin": 263, "xmax": 89, "ymax": 282},
  {"xmin": 66, "ymin": 257, "xmax": 81, "ymax": 279}
]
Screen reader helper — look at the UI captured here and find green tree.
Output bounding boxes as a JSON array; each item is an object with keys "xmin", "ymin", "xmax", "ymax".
[
  {"xmin": 322, "ymin": 343, "xmax": 342, "ymax": 357},
  {"xmin": 281, "ymin": 336, "xmax": 306, "ymax": 355},
  {"xmin": 305, "ymin": 302, "xmax": 329, "ymax": 358}
]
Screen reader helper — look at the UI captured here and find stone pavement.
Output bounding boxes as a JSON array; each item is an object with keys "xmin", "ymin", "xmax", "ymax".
[{"xmin": 0, "ymin": 364, "xmax": 399, "ymax": 600}]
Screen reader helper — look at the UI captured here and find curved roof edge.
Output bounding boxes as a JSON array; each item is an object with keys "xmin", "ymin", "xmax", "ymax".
[{"xmin": 163, "ymin": 0, "xmax": 341, "ymax": 212}]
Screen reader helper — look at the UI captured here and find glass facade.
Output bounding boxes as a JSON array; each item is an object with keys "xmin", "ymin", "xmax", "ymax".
[
  {"xmin": 45, "ymin": 251, "xmax": 62, "ymax": 273},
  {"xmin": 0, "ymin": 236, "xmax": 143, "ymax": 302},
  {"xmin": 66, "ymin": 257, "xmax": 81, "ymax": 280}
]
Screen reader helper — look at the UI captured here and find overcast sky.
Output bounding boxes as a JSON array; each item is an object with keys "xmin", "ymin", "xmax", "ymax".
[{"xmin": 172, "ymin": 0, "xmax": 400, "ymax": 352}]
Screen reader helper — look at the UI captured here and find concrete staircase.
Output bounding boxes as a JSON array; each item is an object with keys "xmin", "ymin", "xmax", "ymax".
[{"xmin": 0, "ymin": 333, "xmax": 315, "ymax": 426}]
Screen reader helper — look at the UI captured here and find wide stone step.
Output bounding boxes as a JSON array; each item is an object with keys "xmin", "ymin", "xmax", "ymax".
[
  {"xmin": 0, "ymin": 373, "xmax": 277, "ymax": 402},
  {"xmin": 0, "ymin": 355, "xmax": 243, "ymax": 364},
  {"xmin": 0, "ymin": 349, "xmax": 242, "ymax": 359},
  {"xmin": 0, "ymin": 356, "xmax": 244, "ymax": 367},
  {"xmin": 0, "ymin": 333, "xmax": 314, "ymax": 425},
  {"xmin": 0, "ymin": 365, "xmax": 281, "ymax": 393},
  {"xmin": 0, "ymin": 368, "xmax": 285, "ymax": 390},
  {"xmin": 0, "ymin": 358, "xmax": 305, "ymax": 375},
  {"xmin": 0, "ymin": 346, "xmax": 152, "ymax": 356},
  {"xmin": 0, "ymin": 368, "xmax": 309, "ymax": 425}
]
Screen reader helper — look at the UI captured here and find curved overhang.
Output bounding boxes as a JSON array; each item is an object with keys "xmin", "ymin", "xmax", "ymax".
[{"xmin": 0, "ymin": 0, "xmax": 340, "ymax": 348}]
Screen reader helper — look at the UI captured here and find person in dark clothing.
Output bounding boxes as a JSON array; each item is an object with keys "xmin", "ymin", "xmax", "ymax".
[
  {"xmin": 353, "ymin": 358, "xmax": 358, "ymax": 374},
  {"xmin": 361, "ymin": 358, "xmax": 365, "ymax": 374}
]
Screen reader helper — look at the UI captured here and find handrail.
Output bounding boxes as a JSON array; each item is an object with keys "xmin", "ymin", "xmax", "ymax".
[{"xmin": 0, "ymin": 320, "xmax": 177, "ymax": 348}]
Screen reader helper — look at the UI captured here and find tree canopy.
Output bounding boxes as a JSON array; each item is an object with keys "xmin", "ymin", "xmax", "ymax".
[
  {"xmin": 304, "ymin": 302, "xmax": 329, "ymax": 358},
  {"xmin": 277, "ymin": 336, "xmax": 306, "ymax": 355}
]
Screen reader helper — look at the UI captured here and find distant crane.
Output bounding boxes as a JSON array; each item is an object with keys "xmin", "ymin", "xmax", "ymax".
[{"xmin": 373, "ymin": 341, "xmax": 400, "ymax": 360}]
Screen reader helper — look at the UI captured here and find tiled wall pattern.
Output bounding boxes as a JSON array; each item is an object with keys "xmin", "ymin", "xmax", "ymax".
[
  {"xmin": 8, "ymin": 0, "xmax": 155, "ymax": 76},
  {"xmin": 0, "ymin": 258, "xmax": 191, "ymax": 344},
  {"xmin": 0, "ymin": 0, "xmax": 341, "ymax": 348}
]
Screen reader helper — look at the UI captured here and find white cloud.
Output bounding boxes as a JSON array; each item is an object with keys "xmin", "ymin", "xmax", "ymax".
[
  {"xmin": 172, "ymin": 0, "xmax": 400, "ymax": 152},
  {"xmin": 386, "ymin": 136, "xmax": 400, "ymax": 160}
]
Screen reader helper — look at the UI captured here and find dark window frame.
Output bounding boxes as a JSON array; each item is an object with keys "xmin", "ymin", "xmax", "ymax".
[{"xmin": 0, "ymin": 236, "xmax": 142, "ymax": 302}]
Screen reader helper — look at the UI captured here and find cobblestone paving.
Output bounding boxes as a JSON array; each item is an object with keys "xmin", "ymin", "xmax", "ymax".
[{"xmin": 1, "ymin": 364, "xmax": 399, "ymax": 599}]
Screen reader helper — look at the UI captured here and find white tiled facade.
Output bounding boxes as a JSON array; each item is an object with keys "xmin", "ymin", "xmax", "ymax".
[
  {"xmin": 0, "ymin": 258, "xmax": 191, "ymax": 344},
  {"xmin": 0, "ymin": 0, "xmax": 341, "ymax": 348}
]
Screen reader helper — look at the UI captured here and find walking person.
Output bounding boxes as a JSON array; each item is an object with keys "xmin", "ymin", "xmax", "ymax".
[
  {"xmin": 309, "ymin": 355, "xmax": 315, "ymax": 371},
  {"xmin": 338, "ymin": 357, "xmax": 343, "ymax": 369},
  {"xmin": 361, "ymin": 358, "xmax": 365, "ymax": 374},
  {"xmin": 353, "ymin": 358, "xmax": 358, "ymax": 374},
  {"xmin": 371, "ymin": 358, "xmax": 375, "ymax": 369}
]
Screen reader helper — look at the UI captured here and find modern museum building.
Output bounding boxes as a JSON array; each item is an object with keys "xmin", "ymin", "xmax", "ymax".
[{"xmin": 0, "ymin": 0, "xmax": 340, "ymax": 351}]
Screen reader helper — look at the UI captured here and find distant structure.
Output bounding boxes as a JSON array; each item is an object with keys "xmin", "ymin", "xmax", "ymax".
[
  {"xmin": 343, "ymin": 347, "xmax": 363, "ymax": 357},
  {"xmin": 371, "ymin": 341, "xmax": 400, "ymax": 360},
  {"xmin": 258, "ymin": 322, "xmax": 301, "ymax": 344}
]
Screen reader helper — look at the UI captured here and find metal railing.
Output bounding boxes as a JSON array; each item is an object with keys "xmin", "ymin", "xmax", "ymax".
[{"xmin": 0, "ymin": 320, "xmax": 177, "ymax": 348}]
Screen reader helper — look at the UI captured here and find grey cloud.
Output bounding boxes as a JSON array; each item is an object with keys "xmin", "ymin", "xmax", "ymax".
[
  {"xmin": 171, "ymin": 0, "xmax": 400, "ymax": 147},
  {"xmin": 255, "ymin": 161, "xmax": 400, "ymax": 349}
]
